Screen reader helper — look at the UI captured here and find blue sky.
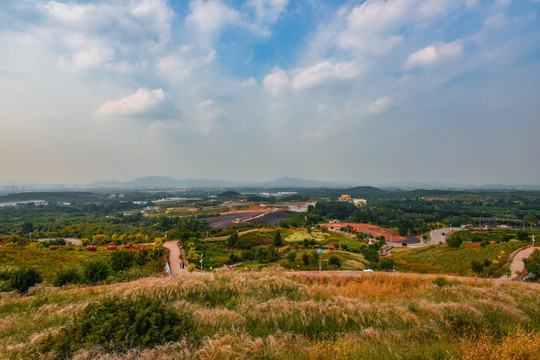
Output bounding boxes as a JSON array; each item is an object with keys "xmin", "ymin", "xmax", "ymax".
[{"xmin": 0, "ymin": 0, "xmax": 539, "ymax": 185}]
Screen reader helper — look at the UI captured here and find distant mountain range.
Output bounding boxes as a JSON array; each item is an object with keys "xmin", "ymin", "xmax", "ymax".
[
  {"xmin": 87, "ymin": 176, "xmax": 354, "ymax": 189},
  {"xmin": 2, "ymin": 176, "xmax": 539, "ymax": 192}
]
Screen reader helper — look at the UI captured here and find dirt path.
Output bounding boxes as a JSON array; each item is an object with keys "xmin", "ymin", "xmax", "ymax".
[
  {"xmin": 499, "ymin": 246, "xmax": 539, "ymax": 281},
  {"xmin": 164, "ymin": 241, "xmax": 187, "ymax": 276}
]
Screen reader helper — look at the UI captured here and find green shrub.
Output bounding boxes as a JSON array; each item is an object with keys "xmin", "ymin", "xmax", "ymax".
[
  {"xmin": 53, "ymin": 267, "xmax": 82, "ymax": 287},
  {"xmin": 273, "ymin": 230, "xmax": 282, "ymax": 247},
  {"xmin": 471, "ymin": 260, "xmax": 484, "ymax": 274},
  {"xmin": 433, "ymin": 276, "xmax": 447, "ymax": 287},
  {"xmin": 109, "ymin": 250, "xmax": 135, "ymax": 272},
  {"xmin": 187, "ymin": 263, "xmax": 196, "ymax": 272},
  {"xmin": 379, "ymin": 257, "xmax": 394, "ymax": 271},
  {"xmin": 83, "ymin": 259, "xmax": 110, "ymax": 284},
  {"xmin": 329, "ymin": 255, "xmax": 341, "ymax": 267},
  {"xmin": 135, "ymin": 248, "xmax": 149, "ymax": 266},
  {"xmin": 10, "ymin": 268, "xmax": 42, "ymax": 293},
  {"xmin": 286, "ymin": 251, "xmax": 297, "ymax": 263},
  {"xmin": 40, "ymin": 296, "xmax": 193, "ymax": 355}
]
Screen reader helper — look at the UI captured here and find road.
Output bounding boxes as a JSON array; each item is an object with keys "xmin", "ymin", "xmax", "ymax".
[
  {"xmin": 499, "ymin": 246, "xmax": 539, "ymax": 280},
  {"xmin": 164, "ymin": 241, "xmax": 187, "ymax": 276},
  {"xmin": 428, "ymin": 227, "xmax": 462, "ymax": 246}
]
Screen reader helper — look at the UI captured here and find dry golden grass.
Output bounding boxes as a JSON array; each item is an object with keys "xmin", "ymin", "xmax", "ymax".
[
  {"xmin": 461, "ymin": 329, "xmax": 540, "ymax": 360},
  {"xmin": 1, "ymin": 270, "xmax": 539, "ymax": 360}
]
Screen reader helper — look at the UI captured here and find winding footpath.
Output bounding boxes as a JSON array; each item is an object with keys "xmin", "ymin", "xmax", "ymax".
[
  {"xmin": 164, "ymin": 241, "xmax": 188, "ymax": 276},
  {"xmin": 499, "ymin": 246, "xmax": 539, "ymax": 281}
]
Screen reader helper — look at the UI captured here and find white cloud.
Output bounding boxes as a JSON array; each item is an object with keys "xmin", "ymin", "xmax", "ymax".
[
  {"xmin": 157, "ymin": 47, "xmax": 216, "ymax": 82},
  {"xmin": 187, "ymin": 0, "xmax": 240, "ymax": 35},
  {"xmin": 405, "ymin": 40, "xmax": 463, "ymax": 69},
  {"xmin": 97, "ymin": 88, "xmax": 177, "ymax": 119},
  {"xmin": 59, "ymin": 34, "xmax": 114, "ymax": 70},
  {"xmin": 368, "ymin": 97, "xmax": 392, "ymax": 114},
  {"xmin": 248, "ymin": 0, "xmax": 288, "ymax": 24},
  {"xmin": 483, "ymin": 13, "xmax": 507, "ymax": 27},
  {"xmin": 37, "ymin": 0, "xmax": 173, "ymax": 72},
  {"xmin": 291, "ymin": 60, "xmax": 362, "ymax": 90},
  {"xmin": 336, "ymin": 0, "xmax": 467, "ymax": 57},
  {"xmin": 263, "ymin": 68, "xmax": 289, "ymax": 94}
]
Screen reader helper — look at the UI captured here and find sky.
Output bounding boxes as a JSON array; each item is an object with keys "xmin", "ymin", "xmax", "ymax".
[{"xmin": 0, "ymin": 0, "xmax": 539, "ymax": 186}]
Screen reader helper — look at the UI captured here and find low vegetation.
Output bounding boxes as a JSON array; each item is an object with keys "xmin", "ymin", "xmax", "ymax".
[{"xmin": 0, "ymin": 270, "xmax": 538, "ymax": 359}]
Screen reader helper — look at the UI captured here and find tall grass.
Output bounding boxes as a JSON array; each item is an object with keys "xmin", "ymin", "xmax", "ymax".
[{"xmin": 1, "ymin": 270, "xmax": 539, "ymax": 359}]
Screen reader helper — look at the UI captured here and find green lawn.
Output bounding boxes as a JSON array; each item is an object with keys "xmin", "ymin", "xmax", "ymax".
[{"xmin": 391, "ymin": 241, "xmax": 524, "ymax": 276}]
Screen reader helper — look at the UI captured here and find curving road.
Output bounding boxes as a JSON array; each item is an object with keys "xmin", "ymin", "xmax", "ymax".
[{"xmin": 428, "ymin": 227, "xmax": 462, "ymax": 246}]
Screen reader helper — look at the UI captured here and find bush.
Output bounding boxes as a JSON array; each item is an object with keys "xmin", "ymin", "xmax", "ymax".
[
  {"xmin": 524, "ymin": 250, "xmax": 540, "ymax": 277},
  {"xmin": 447, "ymin": 236, "xmax": 462, "ymax": 248},
  {"xmin": 40, "ymin": 296, "xmax": 193, "ymax": 355},
  {"xmin": 329, "ymin": 255, "xmax": 341, "ymax": 267},
  {"xmin": 83, "ymin": 259, "xmax": 110, "ymax": 284},
  {"xmin": 302, "ymin": 253, "xmax": 309, "ymax": 266},
  {"xmin": 227, "ymin": 232, "xmax": 238, "ymax": 247},
  {"xmin": 379, "ymin": 257, "xmax": 394, "ymax": 271},
  {"xmin": 273, "ymin": 231, "xmax": 282, "ymax": 247},
  {"xmin": 135, "ymin": 248, "xmax": 149, "ymax": 266},
  {"xmin": 109, "ymin": 250, "xmax": 135, "ymax": 272},
  {"xmin": 53, "ymin": 268, "xmax": 82, "ymax": 287},
  {"xmin": 286, "ymin": 251, "xmax": 297, "ymax": 263},
  {"xmin": 471, "ymin": 260, "xmax": 484, "ymax": 274},
  {"xmin": 433, "ymin": 276, "xmax": 447, "ymax": 287},
  {"xmin": 187, "ymin": 263, "xmax": 196, "ymax": 272},
  {"xmin": 229, "ymin": 253, "xmax": 240, "ymax": 263},
  {"xmin": 10, "ymin": 268, "xmax": 42, "ymax": 293}
]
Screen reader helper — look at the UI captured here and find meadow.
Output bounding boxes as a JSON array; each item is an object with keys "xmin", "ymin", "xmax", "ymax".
[
  {"xmin": 0, "ymin": 270, "xmax": 538, "ymax": 359},
  {"xmin": 391, "ymin": 241, "xmax": 524, "ymax": 276}
]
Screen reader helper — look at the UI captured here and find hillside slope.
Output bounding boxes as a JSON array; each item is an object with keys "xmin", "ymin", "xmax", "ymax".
[{"xmin": 1, "ymin": 271, "xmax": 539, "ymax": 359}]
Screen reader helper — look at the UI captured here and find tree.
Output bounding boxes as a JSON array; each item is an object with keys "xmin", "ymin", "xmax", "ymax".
[
  {"xmin": 11, "ymin": 268, "xmax": 42, "ymax": 293},
  {"xmin": 447, "ymin": 233, "xmax": 462, "ymax": 248},
  {"xmin": 516, "ymin": 231, "xmax": 530, "ymax": 242},
  {"xmin": 523, "ymin": 214, "xmax": 537, "ymax": 226},
  {"xmin": 273, "ymin": 230, "xmax": 282, "ymax": 247},
  {"xmin": 308, "ymin": 252, "xmax": 319, "ymax": 266},
  {"xmin": 22, "ymin": 222, "xmax": 34, "ymax": 234},
  {"xmin": 187, "ymin": 243, "xmax": 201, "ymax": 263},
  {"xmin": 93, "ymin": 234, "xmax": 108, "ymax": 245},
  {"xmin": 524, "ymin": 250, "xmax": 540, "ymax": 277}
]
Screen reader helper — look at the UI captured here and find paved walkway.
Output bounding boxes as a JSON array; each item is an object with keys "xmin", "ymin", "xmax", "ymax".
[
  {"xmin": 499, "ymin": 246, "xmax": 539, "ymax": 280},
  {"xmin": 164, "ymin": 241, "xmax": 187, "ymax": 276}
]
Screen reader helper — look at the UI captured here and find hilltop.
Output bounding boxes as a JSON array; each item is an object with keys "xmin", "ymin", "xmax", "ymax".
[{"xmin": 1, "ymin": 270, "xmax": 538, "ymax": 359}]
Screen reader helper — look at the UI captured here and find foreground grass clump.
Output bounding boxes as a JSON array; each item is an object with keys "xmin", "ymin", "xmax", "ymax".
[
  {"xmin": 1, "ymin": 270, "xmax": 539, "ymax": 359},
  {"xmin": 40, "ymin": 295, "xmax": 193, "ymax": 357}
]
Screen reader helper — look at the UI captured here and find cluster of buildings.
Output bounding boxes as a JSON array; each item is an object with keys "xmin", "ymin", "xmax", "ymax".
[{"xmin": 338, "ymin": 194, "xmax": 367, "ymax": 206}]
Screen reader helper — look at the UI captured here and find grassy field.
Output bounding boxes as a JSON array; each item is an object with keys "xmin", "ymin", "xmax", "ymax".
[
  {"xmin": 0, "ymin": 243, "xmax": 162, "ymax": 288},
  {"xmin": 391, "ymin": 241, "xmax": 524, "ymax": 276},
  {"xmin": 0, "ymin": 270, "xmax": 538, "ymax": 359}
]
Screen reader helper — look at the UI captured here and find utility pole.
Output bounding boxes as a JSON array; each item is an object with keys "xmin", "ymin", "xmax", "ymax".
[
  {"xmin": 200, "ymin": 254, "xmax": 203, "ymax": 270},
  {"xmin": 29, "ymin": 232, "xmax": 32, "ymax": 241}
]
